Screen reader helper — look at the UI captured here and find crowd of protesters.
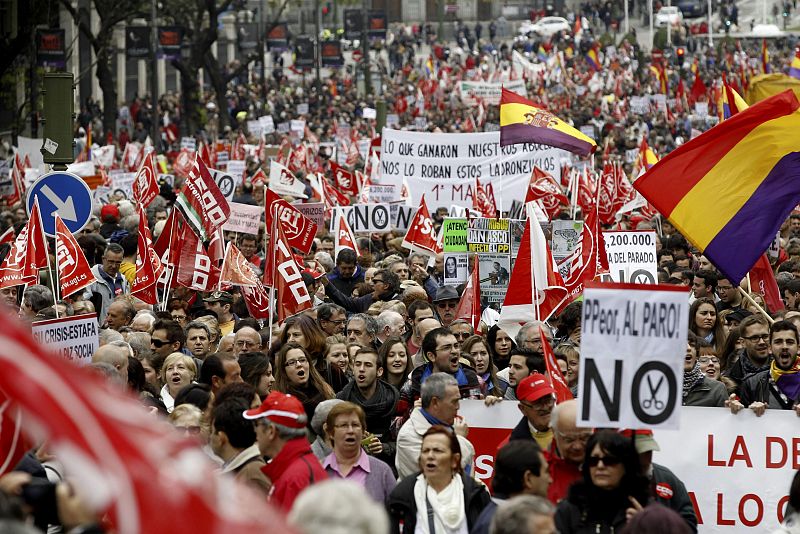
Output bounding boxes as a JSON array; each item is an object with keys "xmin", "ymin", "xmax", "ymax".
[{"xmin": 0, "ymin": 12, "xmax": 800, "ymax": 534}]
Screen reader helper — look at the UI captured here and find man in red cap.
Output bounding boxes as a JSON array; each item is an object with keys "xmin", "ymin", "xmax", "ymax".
[
  {"xmin": 243, "ymin": 391, "xmax": 327, "ymax": 511},
  {"xmin": 509, "ymin": 373, "xmax": 556, "ymax": 450}
]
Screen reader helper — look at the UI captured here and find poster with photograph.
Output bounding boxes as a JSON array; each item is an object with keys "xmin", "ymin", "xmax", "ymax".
[
  {"xmin": 443, "ymin": 253, "xmax": 469, "ymax": 286},
  {"xmin": 478, "ymin": 254, "xmax": 511, "ymax": 304},
  {"xmin": 551, "ymin": 219, "xmax": 583, "ymax": 262},
  {"xmin": 509, "ymin": 219, "xmax": 525, "ymax": 258}
]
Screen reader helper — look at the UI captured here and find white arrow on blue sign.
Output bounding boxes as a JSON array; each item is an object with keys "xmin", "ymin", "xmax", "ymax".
[{"xmin": 26, "ymin": 171, "xmax": 94, "ymax": 237}]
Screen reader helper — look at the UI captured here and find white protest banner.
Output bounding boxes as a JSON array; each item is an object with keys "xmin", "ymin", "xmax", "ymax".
[
  {"xmin": 269, "ymin": 160, "xmax": 308, "ymax": 199},
  {"xmin": 335, "ymin": 204, "xmax": 392, "ymax": 233},
  {"xmin": 30, "ymin": 313, "xmax": 99, "ymax": 365},
  {"xmin": 259, "ymin": 115, "xmax": 275, "ymax": 134},
  {"xmin": 443, "ymin": 253, "xmax": 468, "ymax": 286},
  {"xmin": 247, "ymin": 120, "xmax": 263, "ymax": 138},
  {"xmin": 180, "ymin": 137, "xmax": 197, "ymax": 151},
  {"xmin": 223, "ymin": 202, "xmax": 263, "ymax": 234},
  {"xmin": 695, "ymin": 102, "xmax": 709, "ymax": 119},
  {"xmin": 295, "ymin": 202, "xmax": 326, "ymax": 228},
  {"xmin": 391, "ymin": 204, "xmax": 418, "ymax": 232},
  {"xmin": 362, "ymin": 107, "xmax": 377, "ymax": 119},
  {"xmin": 653, "ymin": 94, "xmax": 667, "ymax": 112},
  {"xmin": 297, "ymin": 103, "xmax": 309, "ymax": 115},
  {"xmin": 110, "ymin": 171, "xmax": 136, "ymax": 199},
  {"xmin": 226, "ymin": 160, "xmax": 246, "ymax": 184},
  {"xmin": 579, "ymin": 282, "xmax": 688, "ymax": 429},
  {"xmin": 216, "ymin": 150, "xmax": 229, "ymax": 168},
  {"xmin": 277, "ymin": 122, "xmax": 290, "ymax": 134},
  {"xmin": 381, "ymin": 129, "xmax": 569, "ymax": 212},
  {"xmin": 386, "ymin": 114, "xmax": 400, "ymax": 127},
  {"xmin": 290, "ymin": 119, "xmax": 305, "ymax": 132},
  {"xmin": 603, "ymin": 231, "xmax": 658, "ymax": 284},
  {"xmin": 368, "ymin": 184, "xmax": 399, "ymax": 203},
  {"xmin": 458, "ymin": 79, "xmax": 526, "ymax": 106},
  {"xmin": 459, "ymin": 400, "xmax": 797, "ymax": 534},
  {"xmin": 208, "ymin": 168, "xmax": 236, "ymax": 201},
  {"xmin": 629, "ymin": 96, "xmax": 649, "ymax": 115}
]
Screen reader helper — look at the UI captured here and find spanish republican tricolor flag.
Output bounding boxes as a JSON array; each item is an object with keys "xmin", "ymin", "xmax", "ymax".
[
  {"xmin": 499, "ymin": 88, "xmax": 596, "ymax": 156},
  {"xmin": 790, "ymin": 48, "xmax": 800, "ymax": 80},
  {"xmin": 634, "ymin": 90, "xmax": 800, "ymax": 284},
  {"xmin": 717, "ymin": 80, "xmax": 748, "ymax": 121}
]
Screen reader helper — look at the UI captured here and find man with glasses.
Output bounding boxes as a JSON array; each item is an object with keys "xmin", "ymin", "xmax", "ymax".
[
  {"xmin": 84, "ymin": 243, "xmax": 129, "ymax": 325},
  {"xmin": 515, "ymin": 321, "xmax": 553, "ymax": 354},
  {"xmin": 316, "ymin": 303, "xmax": 346, "ymax": 336},
  {"xmin": 233, "ymin": 326, "xmax": 262, "ymax": 357},
  {"xmin": 150, "ymin": 319, "xmax": 186, "ymax": 357},
  {"xmin": 376, "ymin": 310, "xmax": 406, "ymax": 345},
  {"xmin": 544, "ymin": 399, "xmax": 591, "ymax": 504},
  {"xmin": 406, "ymin": 327, "xmax": 481, "ymax": 408},
  {"xmin": 716, "ymin": 276, "xmax": 743, "ymax": 312},
  {"xmin": 509, "ymin": 373, "xmax": 556, "ymax": 451},
  {"xmin": 723, "ymin": 314, "xmax": 772, "ymax": 397},
  {"xmin": 432, "ymin": 285, "xmax": 460, "ymax": 327},
  {"xmin": 449, "ymin": 319, "xmax": 474, "ymax": 348}
]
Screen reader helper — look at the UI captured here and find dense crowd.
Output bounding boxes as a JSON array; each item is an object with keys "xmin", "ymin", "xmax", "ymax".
[{"xmin": 1, "ymin": 12, "xmax": 800, "ymax": 534}]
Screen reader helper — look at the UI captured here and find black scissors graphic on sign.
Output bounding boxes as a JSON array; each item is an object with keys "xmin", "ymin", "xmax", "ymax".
[{"xmin": 643, "ymin": 375, "xmax": 665, "ymax": 410}]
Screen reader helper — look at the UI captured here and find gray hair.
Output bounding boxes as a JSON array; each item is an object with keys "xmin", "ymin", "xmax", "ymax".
[
  {"xmin": 112, "ymin": 297, "xmax": 137, "ymax": 321},
  {"xmin": 515, "ymin": 321, "xmax": 546, "ymax": 347},
  {"xmin": 376, "ymin": 310, "xmax": 403, "ymax": 331},
  {"xmin": 119, "ymin": 214, "xmax": 139, "ymax": 233},
  {"xmin": 421, "ymin": 373, "xmax": 458, "ymax": 409},
  {"xmin": 127, "ymin": 332, "xmax": 151, "ymax": 358},
  {"xmin": 23, "ymin": 285, "xmax": 54, "ymax": 313},
  {"xmin": 550, "ymin": 398, "xmax": 578, "ymax": 432},
  {"xmin": 263, "ymin": 419, "xmax": 308, "ymax": 440},
  {"xmin": 108, "ymin": 339, "xmax": 134, "ymax": 358},
  {"xmin": 89, "ymin": 362, "xmax": 123, "ymax": 384},
  {"xmin": 349, "ymin": 313, "xmax": 379, "ymax": 337},
  {"xmin": 104, "ymin": 243, "xmax": 124, "ymax": 256},
  {"xmin": 185, "ymin": 320, "xmax": 212, "ymax": 338},
  {"xmin": 288, "ymin": 480, "xmax": 389, "ymax": 534},
  {"xmin": 99, "ymin": 328, "xmax": 124, "ymax": 346},
  {"xmin": 489, "ymin": 495, "xmax": 554, "ymax": 534},
  {"xmin": 314, "ymin": 251, "xmax": 335, "ymax": 272}
]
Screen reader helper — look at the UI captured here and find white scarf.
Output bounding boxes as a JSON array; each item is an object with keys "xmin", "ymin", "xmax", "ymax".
[{"xmin": 413, "ymin": 474, "xmax": 467, "ymax": 534}]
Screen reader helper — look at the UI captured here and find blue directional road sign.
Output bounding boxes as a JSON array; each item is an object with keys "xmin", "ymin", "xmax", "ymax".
[{"xmin": 26, "ymin": 172, "xmax": 94, "ymax": 237}]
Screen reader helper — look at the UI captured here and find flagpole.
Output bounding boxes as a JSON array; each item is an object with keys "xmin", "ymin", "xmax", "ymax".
[
  {"xmin": 160, "ymin": 215, "xmax": 177, "ymax": 311},
  {"xmin": 527, "ymin": 204, "xmax": 540, "ymax": 322},
  {"xmin": 218, "ymin": 241, "xmax": 230, "ymax": 292},
  {"xmin": 49, "ymin": 217, "xmax": 59, "ymax": 319},
  {"xmin": 267, "ymin": 203, "xmax": 278, "ymax": 349},
  {"xmin": 738, "ymin": 287, "xmax": 774, "ymax": 325}
]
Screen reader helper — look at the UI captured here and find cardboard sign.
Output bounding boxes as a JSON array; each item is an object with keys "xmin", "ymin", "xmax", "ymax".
[
  {"xmin": 335, "ymin": 203, "xmax": 392, "ymax": 233},
  {"xmin": 391, "ymin": 204, "xmax": 418, "ymax": 232},
  {"xmin": 223, "ymin": 202, "xmax": 263, "ymax": 235},
  {"xmin": 208, "ymin": 168, "xmax": 236, "ymax": 201},
  {"xmin": 30, "ymin": 313, "xmax": 99, "ymax": 364},
  {"xmin": 468, "ymin": 218, "xmax": 511, "ymax": 254},
  {"xmin": 579, "ymin": 282, "xmax": 689, "ymax": 429},
  {"xmin": 180, "ymin": 137, "xmax": 196, "ymax": 151},
  {"xmin": 297, "ymin": 103, "xmax": 309, "ymax": 115},
  {"xmin": 259, "ymin": 115, "xmax": 275, "ymax": 134},
  {"xmin": 295, "ymin": 202, "xmax": 326, "ymax": 229},
  {"xmin": 443, "ymin": 253, "xmax": 468, "ymax": 286},
  {"xmin": 226, "ymin": 160, "xmax": 246, "ymax": 183},
  {"xmin": 603, "ymin": 231, "xmax": 659, "ymax": 284},
  {"xmin": 551, "ymin": 220, "xmax": 583, "ymax": 261},
  {"xmin": 442, "ymin": 218, "xmax": 468, "ymax": 253},
  {"xmin": 110, "ymin": 171, "xmax": 136, "ymax": 199},
  {"xmin": 478, "ymin": 254, "xmax": 510, "ymax": 303},
  {"xmin": 458, "ymin": 79, "xmax": 527, "ymax": 106}
]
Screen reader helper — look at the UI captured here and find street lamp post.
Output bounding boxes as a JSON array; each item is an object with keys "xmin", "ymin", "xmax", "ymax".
[{"xmin": 150, "ymin": 0, "xmax": 159, "ymax": 149}]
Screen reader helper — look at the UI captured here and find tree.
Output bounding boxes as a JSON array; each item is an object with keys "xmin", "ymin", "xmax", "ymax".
[{"xmin": 58, "ymin": 0, "xmax": 145, "ymax": 137}]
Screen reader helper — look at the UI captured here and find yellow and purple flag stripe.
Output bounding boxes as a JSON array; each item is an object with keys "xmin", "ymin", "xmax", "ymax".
[
  {"xmin": 499, "ymin": 89, "xmax": 596, "ymax": 156},
  {"xmin": 634, "ymin": 90, "xmax": 800, "ymax": 283}
]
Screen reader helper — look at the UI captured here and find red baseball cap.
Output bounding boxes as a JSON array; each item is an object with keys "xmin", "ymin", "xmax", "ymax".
[
  {"xmin": 242, "ymin": 391, "xmax": 307, "ymax": 429},
  {"xmin": 100, "ymin": 204, "xmax": 120, "ymax": 220},
  {"xmin": 516, "ymin": 373, "xmax": 555, "ymax": 404}
]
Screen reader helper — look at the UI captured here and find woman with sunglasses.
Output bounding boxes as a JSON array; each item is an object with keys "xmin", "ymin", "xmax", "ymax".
[
  {"xmin": 555, "ymin": 430, "xmax": 650, "ymax": 533},
  {"xmin": 273, "ymin": 342, "xmax": 335, "ymax": 423}
]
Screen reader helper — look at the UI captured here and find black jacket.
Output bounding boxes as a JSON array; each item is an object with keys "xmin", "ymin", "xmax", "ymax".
[
  {"xmin": 509, "ymin": 416, "xmax": 536, "ymax": 443},
  {"xmin": 555, "ymin": 480, "xmax": 650, "ymax": 534},
  {"xmin": 722, "ymin": 350, "xmax": 770, "ymax": 395},
  {"xmin": 651, "ymin": 463, "xmax": 698, "ymax": 533},
  {"xmin": 387, "ymin": 473, "xmax": 491, "ymax": 534},
  {"xmin": 739, "ymin": 369, "xmax": 799, "ymax": 409}
]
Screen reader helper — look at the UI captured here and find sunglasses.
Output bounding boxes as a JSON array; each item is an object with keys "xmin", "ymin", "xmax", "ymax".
[
  {"xmin": 151, "ymin": 338, "xmax": 171, "ymax": 348},
  {"xmin": 586, "ymin": 455, "xmax": 622, "ymax": 468},
  {"xmin": 436, "ymin": 301, "xmax": 458, "ymax": 309}
]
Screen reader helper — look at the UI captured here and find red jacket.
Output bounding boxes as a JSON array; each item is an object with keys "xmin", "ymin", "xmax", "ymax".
[
  {"xmin": 543, "ymin": 441, "xmax": 581, "ymax": 504},
  {"xmin": 261, "ymin": 438, "xmax": 327, "ymax": 512}
]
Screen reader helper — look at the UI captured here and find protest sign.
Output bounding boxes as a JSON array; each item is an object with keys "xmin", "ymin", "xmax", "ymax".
[
  {"xmin": 551, "ymin": 219, "xmax": 583, "ymax": 261},
  {"xmin": 380, "ymin": 129, "xmax": 569, "ymax": 212},
  {"xmin": 478, "ymin": 254, "xmax": 511, "ymax": 303},
  {"xmin": 335, "ymin": 204, "xmax": 392, "ymax": 233},
  {"xmin": 629, "ymin": 96, "xmax": 648, "ymax": 115},
  {"xmin": 295, "ymin": 202, "xmax": 326, "ymax": 228},
  {"xmin": 208, "ymin": 168, "xmax": 236, "ymax": 201},
  {"xmin": 226, "ymin": 160, "xmax": 246, "ymax": 183},
  {"xmin": 368, "ymin": 184, "xmax": 398, "ymax": 203},
  {"xmin": 222, "ymin": 202, "xmax": 263, "ymax": 235},
  {"xmin": 442, "ymin": 218, "xmax": 468, "ymax": 253},
  {"xmin": 459, "ymin": 401, "xmax": 796, "ymax": 533},
  {"xmin": 443, "ymin": 253, "xmax": 468, "ymax": 286},
  {"xmin": 247, "ymin": 121, "xmax": 263, "ymax": 138},
  {"xmin": 579, "ymin": 282, "xmax": 689, "ymax": 429},
  {"xmin": 510, "ymin": 219, "xmax": 525, "ymax": 258},
  {"xmin": 290, "ymin": 119, "xmax": 305, "ymax": 132},
  {"xmin": 110, "ymin": 171, "xmax": 136, "ymax": 199},
  {"xmin": 297, "ymin": 103, "xmax": 309, "ymax": 115},
  {"xmin": 180, "ymin": 137, "xmax": 196, "ymax": 151},
  {"xmin": 259, "ymin": 115, "xmax": 275, "ymax": 134},
  {"xmin": 30, "ymin": 313, "xmax": 99, "ymax": 365},
  {"xmin": 458, "ymin": 79, "xmax": 526, "ymax": 106},
  {"xmin": 603, "ymin": 231, "xmax": 658, "ymax": 284},
  {"xmin": 468, "ymin": 218, "xmax": 511, "ymax": 254},
  {"xmin": 391, "ymin": 204, "xmax": 417, "ymax": 232}
]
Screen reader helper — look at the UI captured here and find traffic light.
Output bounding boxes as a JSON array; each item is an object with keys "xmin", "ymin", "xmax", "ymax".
[
  {"xmin": 675, "ymin": 46, "xmax": 685, "ymax": 66},
  {"xmin": 322, "ymin": 2, "xmax": 331, "ymax": 16}
]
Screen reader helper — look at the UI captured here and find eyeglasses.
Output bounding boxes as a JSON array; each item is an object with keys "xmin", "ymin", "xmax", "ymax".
[
  {"xmin": 743, "ymin": 334, "xmax": 769, "ymax": 342},
  {"xmin": 520, "ymin": 397, "xmax": 555, "ymax": 411},
  {"xmin": 334, "ymin": 422, "xmax": 363, "ymax": 430},
  {"xmin": 285, "ymin": 357, "xmax": 308, "ymax": 367},
  {"xmin": 151, "ymin": 338, "xmax": 171, "ymax": 348},
  {"xmin": 171, "ymin": 314, "xmax": 187, "ymax": 321},
  {"xmin": 235, "ymin": 340, "xmax": 258, "ymax": 348},
  {"xmin": 175, "ymin": 425, "xmax": 202, "ymax": 435},
  {"xmin": 698, "ymin": 357, "xmax": 720, "ymax": 364},
  {"xmin": 436, "ymin": 343, "xmax": 458, "ymax": 353},
  {"xmin": 322, "ymin": 318, "xmax": 347, "ymax": 326},
  {"xmin": 372, "ymin": 279, "xmax": 385, "ymax": 284},
  {"xmin": 436, "ymin": 301, "xmax": 458, "ymax": 309},
  {"xmin": 453, "ymin": 332, "xmax": 472, "ymax": 339},
  {"xmin": 587, "ymin": 455, "xmax": 622, "ymax": 468}
]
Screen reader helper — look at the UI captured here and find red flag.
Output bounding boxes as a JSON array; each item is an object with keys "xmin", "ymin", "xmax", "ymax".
[
  {"xmin": 267, "ymin": 224, "xmax": 313, "ymax": 321},
  {"xmin": 473, "ymin": 179, "xmax": 496, "ymax": 218},
  {"xmin": 455, "ymin": 258, "xmax": 483, "ymax": 333},
  {"xmin": 541, "ymin": 328, "xmax": 574, "ymax": 403},
  {"xmin": 55, "ymin": 215, "xmax": 97, "ymax": 298},
  {"xmin": 175, "ymin": 157, "xmax": 230, "ymax": 240},
  {"xmin": 173, "ymin": 148, "xmax": 195, "ymax": 178},
  {"xmin": 0, "ymin": 200, "xmax": 48, "ymax": 289},
  {"xmin": 561, "ymin": 191, "xmax": 609, "ymax": 304},
  {"xmin": 597, "ymin": 165, "xmax": 618, "ymax": 225},
  {"xmin": 232, "ymin": 131, "xmax": 247, "ymax": 160},
  {"xmin": 0, "ymin": 387, "xmax": 30, "ymax": 476},
  {"xmin": 220, "ymin": 243, "xmax": 260, "ymax": 288},
  {"xmin": 749, "ymin": 254, "xmax": 784, "ymax": 312},
  {"xmin": 250, "ymin": 167, "xmax": 268, "ymax": 187},
  {"xmin": 525, "ymin": 166, "xmax": 569, "ymax": 219},
  {"xmin": 0, "ymin": 227, "xmax": 14, "ymax": 246},
  {"xmin": 131, "ymin": 207, "xmax": 164, "ymax": 304},
  {"xmin": 176, "ymin": 228, "xmax": 219, "ymax": 292},
  {"xmin": 0, "ymin": 310, "xmax": 289, "ymax": 534},
  {"xmin": 690, "ymin": 72, "xmax": 707, "ymax": 105},
  {"xmin": 321, "ymin": 176, "xmax": 351, "ymax": 208},
  {"xmin": 334, "ymin": 211, "xmax": 360, "ymax": 257},
  {"xmin": 241, "ymin": 281, "xmax": 271, "ymax": 320},
  {"xmin": 401, "ymin": 195, "xmax": 438, "ymax": 256},
  {"xmin": 264, "ymin": 189, "xmax": 318, "ymax": 254},
  {"xmin": 132, "ymin": 152, "xmax": 160, "ymax": 207},
  {"xmin": 330, "ymin": 162, "xmax": 358, "ymax": 196},
  {"xmin": 498, "ymin": 210, "xmax": 569, "ymax": 335}
]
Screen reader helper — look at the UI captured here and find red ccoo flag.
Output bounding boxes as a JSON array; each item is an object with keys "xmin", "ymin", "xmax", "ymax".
[
  {"xmin": 241, "ymin": 280, "xmax": 271, "ymax": 320},
  {"xmin": 176, "ymin": 228, "xmax": 219, "ymax": 292},
  {"xmin": 264, "ymin": 189, "xmax": 317, "ymax": 255},
  {"xmin": 175, "ymin": 157, "xmax": 230, "ymax": 240},
  {"xmin": 0, "ymin": 308, "xmax": 291, "ymax": 534},
  {"xmin": 525, "ymin": 166, "xmax": 568, "ymax": 220},
  {"xmin": 132, "ymin": 151, "xmax": 160, "ymax": 207},
  {"xmin": 264, "ymin": 223, "xmax": 313, "ymax": 321},
  {"xmin": 54, "ymin": 215, "xmax": 97, "ymax": 298},
  {"xmin": 0, "ymin": 199, "xmax": 50, "ymax": 288},
  {"xmin": 748, "ymin": 254, "xmax": 784, "ymax": 312},
  {"xmin": 402, "ymin": 195, "xmax": 438, "ymax": 256},
  {"xmin": 541, "ymin": 327, "xmax": 574, "ymax": 403},
  {"xmin": 330, "ymin": 161, "xmax": 359, "ymax": 196},
  {"xmin": 131, "ymin": 206, "xmax": 164, "ymax": 304}
]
